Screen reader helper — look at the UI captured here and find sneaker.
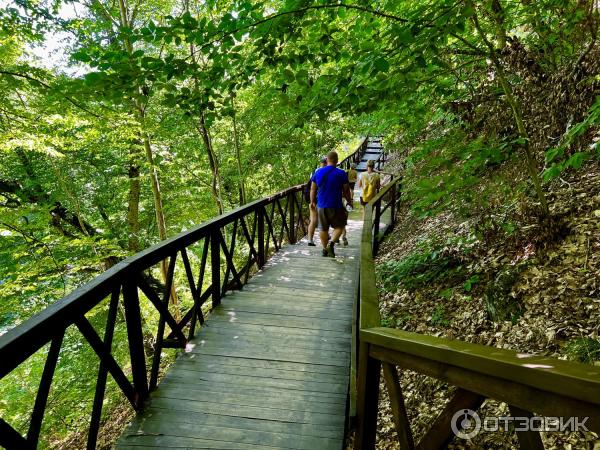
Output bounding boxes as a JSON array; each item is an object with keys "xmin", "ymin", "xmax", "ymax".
[
  {"xmin": 308, "ymin": 241, "xmax": 316, "ymax": 246},
  {"xmin": 322, "ymin": 248, "xmax": 329, "ymax": 257},
  {"xmin": 327, "ymin": 241, "xmax": 335, "ymax": 258},
  {"xmin": 342, "ymin": 237, "xmax": 348, "ymax": 246}
]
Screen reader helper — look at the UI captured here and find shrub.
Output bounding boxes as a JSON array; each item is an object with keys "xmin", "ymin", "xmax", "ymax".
[
  {"xmin": 565, "ymin": 338, "xmax": 600, "ymax": 364},
  {"xmin": 378, "ymin": 245, "xmax": 464, "ymax": 292}
]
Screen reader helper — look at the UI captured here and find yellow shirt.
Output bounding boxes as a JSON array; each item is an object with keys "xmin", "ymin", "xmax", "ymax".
[{"xmin": 347, "ymin": 168, "xmax": 358, "ymax": 183}]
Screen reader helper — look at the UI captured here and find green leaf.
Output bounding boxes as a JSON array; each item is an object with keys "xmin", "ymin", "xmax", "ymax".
[
  {"xmin": 396, "ymin": 28, "xmax": 414, "ymax": 44},
  {"xmin": 373, "ymin": 57, "xmax": 390, "ymax": 73},
  {"xmin": 84, "ymin": 72, "xmax": 103, "ymax": 86},
  {"xmin": 462, "ymin": 6, "xmax": 475, "ymax": 17}
]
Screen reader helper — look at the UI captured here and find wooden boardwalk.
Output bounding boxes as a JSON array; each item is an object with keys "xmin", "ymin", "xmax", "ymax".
[
  {"xmin": 116, "ymin": 219, "xmax": 362, "ymax": 450},
  {"xmin": 116, "ymin": 141, "xmax": 384, "ymax": 450}
]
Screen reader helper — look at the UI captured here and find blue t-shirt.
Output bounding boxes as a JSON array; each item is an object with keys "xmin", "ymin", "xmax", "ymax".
[{"xmin": 311, "ymin": 166, "xmax": 349, "ymax": 208}]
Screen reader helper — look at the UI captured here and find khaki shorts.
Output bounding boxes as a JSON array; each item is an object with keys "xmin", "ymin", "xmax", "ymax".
[{"xmin": 317, "ymin": 207, "xmax": 348, "ymax": 231}]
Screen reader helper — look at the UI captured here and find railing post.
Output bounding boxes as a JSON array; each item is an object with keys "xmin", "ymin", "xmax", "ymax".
[
  {"xmin": 390, "ymin": 180, "xmax": 397, "ymax": 229},
  {"xmin": 288, "ymin": 192, "xmax": 296, "ymax": 244},
  {"xmin": 257, "ymin": 206, "xmax": 265, "ymax": 268},
  {"xmin": 211, "ymin": 229, "xmax": 221, "ymax": 307},
  {"xmin": 373, "ymin": 201, "xmax": 381, "ymax": 256},
  {"xmin": 122, "ymin": 280, "xmax": 148, "ymax": 407},
  {"xmin": 356, "ymin": 341, "xmax": 381, "ymax": 450}
]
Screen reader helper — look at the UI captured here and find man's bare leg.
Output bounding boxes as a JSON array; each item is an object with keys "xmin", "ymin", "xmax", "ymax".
[
  {"xmin": 308, "ymin": 207, "xmax": 318, "ymax": 244},
  {"xmin": 319, "ymin": 229, "xmax": 329, "ymax": 248},
  {"xmin": 331, "ymin": 227, "xmax": 344, "ymax": 243}
]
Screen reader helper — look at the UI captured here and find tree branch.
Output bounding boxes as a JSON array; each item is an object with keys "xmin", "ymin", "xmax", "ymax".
[
  {"xmin": 0, "ymin": 70, "xmax": 103, "ymax": 119},
  {"xmin": 189, "ymin": 2, "xmax": 408, "ymax": 60}
]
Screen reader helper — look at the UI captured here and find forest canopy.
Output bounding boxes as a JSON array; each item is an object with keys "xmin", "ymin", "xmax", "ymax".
[{"xmin": 0, "ymin": 0, "xmax": 598, "ymax": 447}]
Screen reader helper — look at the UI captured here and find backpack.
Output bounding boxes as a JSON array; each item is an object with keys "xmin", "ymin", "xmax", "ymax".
[
  {"xmin": 362, "ymin": 173, "xmax": 377, "ymax": 202},
  {"xmin": 303, "ymin": 176, "xmax": 312, "ymax": 202}
]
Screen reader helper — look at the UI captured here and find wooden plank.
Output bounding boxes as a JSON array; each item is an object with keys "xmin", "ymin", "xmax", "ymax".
[
  {"xmin": 156, "ymin": 379, "xmax": 347, "ymax": 404},
  {"xmin": 224, "ymin": 289, "xmax": 354, "ymax": 305},
  {"xmin": 242, "ymin": 282, "xmax": 354, "ymax": 296},
  {"xmin": 217, "ymin": 303, "xmax": 354, "ymax": 320},
  {"xmin": 162, "ymin": 367, "xmax": 349, "ymax": 392},
  {"xmin": 117, "ymin": 435, "xmax": 290, "ymax": 450},
  {"xmin": 187, "ymin": 339, "xmax": 350, "ymax": 363},
  {"xmin": 195, "ymin": 321, "xmax": 351, "ymax": 344},
  {"xmin": 251, "ymin": 269, "xmax": 356, "ymax": 282},
  {"xmin": 144, "ymin": 396, "xmax": 346, "ymax": 427},
  {"xmin": 369, "ymin": 345, "xmax": 600, "ymax": 434},
  {"xmin": 174, "ymin": 353, "xmax": 347, "ymax": 375},
  {"xmin": 171, "ymin": 359, "xmax": 349, "ymax": 383},
  {"xmin": 195, "ymin": 320, "xmax": 351, "ymax": 340},
  {"xmin": 152, "ymin": 386, "xmax": 344, "ymax": 414},
  {"xmin": 186, "ymin": 344, "xmax": 350, "ymax": 367},
  {"xmin": 362, "ymin": 327, "xmax": 600, "ymax": 406},
  {"xmin": 124, "ymin": 408, "xmax": 343, "ymax": 439},
  {"xmin": 189, "ymin": 330, "xmax": 351, "ymax": 352},
  {"xmin": 160, "ymin": 364, "xmax": 348, "ymax": 390},
  {"xmin": 120, "ymin": 420, "xmax": 342, "ymax": 450},
  {"xmin": 156, "ymin": 378, "xmax": 347, "ymax": 406},
  {"xmin": 207, "ymin": 310, "xmax": 351, "ymax": 332}
]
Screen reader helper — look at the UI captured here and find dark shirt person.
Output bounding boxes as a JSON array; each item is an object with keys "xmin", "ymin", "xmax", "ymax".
[{"xmin": 310, "ymin": 151, "xmax": 353, "ymax": 257}]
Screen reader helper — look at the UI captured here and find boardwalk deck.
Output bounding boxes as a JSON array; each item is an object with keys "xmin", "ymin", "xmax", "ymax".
[{"xmin": 116, "ymin": 140, "xmax": 385, "ymax": 450}]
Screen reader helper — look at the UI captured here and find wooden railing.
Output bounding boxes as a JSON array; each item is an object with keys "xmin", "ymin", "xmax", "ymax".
[
  {"xmin": 355, "ymin": 179, "xmax": 600, "ymax": 449},
  {"xmin": 0, "ymin": 186, "xmax": 307, "ymax": 450},
  {"xmin": 339, "ymin": 136, "xmax": 368, "ymax": 171},
  {"xmin": 0, "ymin": 138, "xmax": 371, "ymax": 450}
]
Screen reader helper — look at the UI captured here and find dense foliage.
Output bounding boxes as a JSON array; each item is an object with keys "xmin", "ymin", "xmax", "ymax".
[{"xmin": 1, "ymin": 0, "xmax": 598, "ymax": 448}]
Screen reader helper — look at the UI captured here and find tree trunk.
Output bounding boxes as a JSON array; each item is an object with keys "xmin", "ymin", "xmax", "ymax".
[
  {"xmin": 232, "ymin": 99, "xmax": 246, "ymax": 205},
  {"xmin": 118, "ymin": 0, "xmax": 180, "ymax": 317},
  {"xmin": 469, "ymin": 2, "xmax": 550, "ymax": 216},
  {"xmin": 198, "ymin": 112, "xmax": 225, "ymax": 215},
  {"xmin": 127, "ymin": 146, "xmax": 141, "ymax": 252}
]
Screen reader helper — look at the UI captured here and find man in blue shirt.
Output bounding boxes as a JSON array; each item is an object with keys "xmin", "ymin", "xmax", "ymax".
[{"xmin": 310, "ymin": 151, "xmax": 353, "ymax": 257}]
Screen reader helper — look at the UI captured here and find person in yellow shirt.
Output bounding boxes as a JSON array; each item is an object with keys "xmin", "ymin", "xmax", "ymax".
[
  {"xmin": 347, "ymin": 163, "xmax": 358, "ymax": 192},
  {"xmin": 358, "ymin": 160, "xmax": 381, "ymax": 215}
]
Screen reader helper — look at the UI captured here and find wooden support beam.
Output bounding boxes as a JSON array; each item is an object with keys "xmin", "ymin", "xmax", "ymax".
[
  {"xmin": 87, "ymin": 287, "xmax": 120, "ymax": 450},
  {"xmin": 355, "ymin": 342, "xmax": 381, "ymax": 450},
  {"xmin": 75, "ymin": 316, "xmax": 138, "ymax": 409},
  {"xmin": 121, "ymin": 281, "xmax": 148, "ymax": 405},
  {"xmin": 382, "ymin": 362, "xmax": 414, "ymax": 450},
  {"xmin": 509, "ymin": 405, "xmax": 545, "ymax": 450},
  {"xmin": 210, "ymin": 231, "xmax": 221, "ymax": 307},
  {"xmin": 257, "ymin": 207, "xmax": 265, "ymax": 268},
  {"xmin": 417, "ymin": 388, "xmax": 484, "ymax": 450},
  {"xmin": 27, "ymin": 332, "xmax": 64, "ymax": 446},
  {"xmin": 0, "ymin": 418, "xmax": 32, "ymax": 450}
]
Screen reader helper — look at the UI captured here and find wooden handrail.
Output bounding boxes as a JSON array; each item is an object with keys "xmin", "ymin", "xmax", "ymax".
[
  {"xmin": 0, "ymin": 184, "xmax": 303, "ymax": 379},
  {"xmin": 362, "ymin": 328, "xmax": 600, "ymax": 408},
  {"xmin": 355, "ymin": 147, "xmax": 600, "ymax": 449}
]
